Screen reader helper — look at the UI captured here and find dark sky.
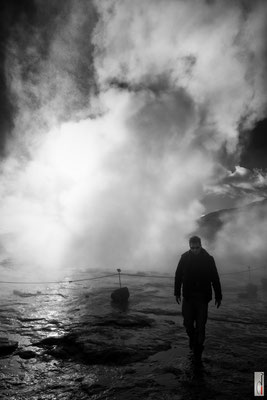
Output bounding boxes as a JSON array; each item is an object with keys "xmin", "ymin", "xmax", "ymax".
[
  {"xmin": 0, "ymin": 0, "xmax": 96, "ymax": 156},
  {"xmin": 240, "ymin": 119, "xmax": 267, "ymax": 170},
  {"xmin": 0, "ymin": 0, "xmax": 21, "ymax": 156},
  {"xmin": 0, "ymin": 0, "xmax": 39, "ymax": 156}
]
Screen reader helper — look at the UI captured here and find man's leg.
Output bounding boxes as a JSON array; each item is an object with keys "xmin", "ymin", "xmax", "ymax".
[
  {"xmin": 194, "ymin": 300, "xmax": 208, "ymax": 359},
  {"xmin": 182, "ymin": 298, "xmax": 196, "ymax": 349}
]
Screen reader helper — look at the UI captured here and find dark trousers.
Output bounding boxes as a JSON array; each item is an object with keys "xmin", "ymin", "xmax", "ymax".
[{"xmin": 182, "ymin": 297, "xmax": 208, "ymax": 348}]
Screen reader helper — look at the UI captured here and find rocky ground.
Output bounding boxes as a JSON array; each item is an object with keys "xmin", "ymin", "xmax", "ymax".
[{"xmin": 0, "ymin": 269, "xmax": 266, "ymax": 399}]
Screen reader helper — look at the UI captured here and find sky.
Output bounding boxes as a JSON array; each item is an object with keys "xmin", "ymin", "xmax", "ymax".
[{"xmin": 0, "ymin": 0, "xmax": 266, "ymax": 276}]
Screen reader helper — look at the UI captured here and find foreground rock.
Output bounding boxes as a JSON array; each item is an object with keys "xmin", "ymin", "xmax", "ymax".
[
  {"xmin": 0, "ymin": 337, "xmax": 18, "ymax": 356},
  {"xmin": 32, "ymin": 313, "xmax": 172, "ymax": 365},
  {"xmin": 111, "ymin": 287, "xmax": 130, "ymax": 303}
]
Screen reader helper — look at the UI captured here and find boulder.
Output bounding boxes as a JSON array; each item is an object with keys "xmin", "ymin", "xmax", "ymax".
[
  {"xmin": 0, "ymin": 337, "xmax": 18, "ymax": 356},
  {"xmin": 111, "ymin": 287, "xmax": 130, "ymax": 303},
  {"xmin": 16, "ymin": 349, "xmax": 36, "ymax": 359}
]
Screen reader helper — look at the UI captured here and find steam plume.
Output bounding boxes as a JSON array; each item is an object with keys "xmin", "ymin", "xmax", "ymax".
[{"xmin": 0, "ymin": 0, "xmax": 266, "ymax": 277}]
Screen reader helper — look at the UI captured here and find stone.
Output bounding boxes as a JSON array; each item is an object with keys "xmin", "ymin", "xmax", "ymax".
[
  {"xmin": 111, "ymin": 287, "xmax": 130, "ymax": 303},
  {"xmin": 0, "ymin": 337, "xmax": 18, "ymax": 356},
  {"xmin": 16, "ymin": 350, "xmax": 36, "ymax": 359}
]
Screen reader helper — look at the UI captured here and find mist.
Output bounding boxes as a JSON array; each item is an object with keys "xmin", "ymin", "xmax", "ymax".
[
  {"xmin": 0, "ymin": 0, "xmax": 267, "ymax": 278},
  {"xmin": 210, "ymin": 201, "xmax": 267, "ymax": 274}
]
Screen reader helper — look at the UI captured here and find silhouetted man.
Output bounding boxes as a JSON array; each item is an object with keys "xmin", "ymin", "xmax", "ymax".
[{"xmin": 174, "ymin": 236, "xmax": 222, "ymax": 360}]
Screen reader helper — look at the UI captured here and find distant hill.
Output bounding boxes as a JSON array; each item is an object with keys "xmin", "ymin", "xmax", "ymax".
[{"xmin": 195, "ymin": 198, "xmax": 267, "ymax": 242}]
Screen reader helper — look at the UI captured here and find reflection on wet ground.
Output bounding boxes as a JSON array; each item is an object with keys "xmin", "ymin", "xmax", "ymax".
[{"xmin": 0, "ymin": 271, "xmax": 266, "ymax": 399}]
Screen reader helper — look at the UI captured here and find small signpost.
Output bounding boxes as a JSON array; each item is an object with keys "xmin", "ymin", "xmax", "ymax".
[{"xmin": 117, "ymin": 269, "xmax": 122, "ymax": 288}]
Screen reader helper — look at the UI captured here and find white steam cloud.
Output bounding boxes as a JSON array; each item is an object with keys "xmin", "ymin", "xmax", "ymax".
[
  {"xmin": 0, "ymin": 0, "xmax": 266, "ymax": 277},
  {"xmin": 214, "ymin": 200, "xmax": 267, "ymax": 270}
]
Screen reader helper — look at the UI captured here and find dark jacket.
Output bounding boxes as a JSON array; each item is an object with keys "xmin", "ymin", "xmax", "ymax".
[{"xmin": 174, "ymin": 248, "xmax": 222, "ymax": 302}]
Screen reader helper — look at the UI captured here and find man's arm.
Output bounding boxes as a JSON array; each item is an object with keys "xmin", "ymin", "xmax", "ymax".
[
  {"xmin": 210, "ymin": 256, "xmax": 222, "ymax": 307},
  {"xmin": 174, "ymin": 256, "xmax": 184, "ymax": 303}
]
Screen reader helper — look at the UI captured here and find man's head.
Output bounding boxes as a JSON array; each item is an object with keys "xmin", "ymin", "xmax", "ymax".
[{"xmin": 189, "ymin": 236, "xmax": 202, "ymax": 255}]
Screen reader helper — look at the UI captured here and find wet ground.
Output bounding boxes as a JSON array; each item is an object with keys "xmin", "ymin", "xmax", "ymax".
[{"xmin": 0, "ymin": 269, "xmax": 266, "ymax": 399}]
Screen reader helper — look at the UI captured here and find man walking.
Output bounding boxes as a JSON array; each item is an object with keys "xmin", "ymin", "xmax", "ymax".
[{"xmin": 174, "ymin": 236, "xmax": 222, "ymax": 361}]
